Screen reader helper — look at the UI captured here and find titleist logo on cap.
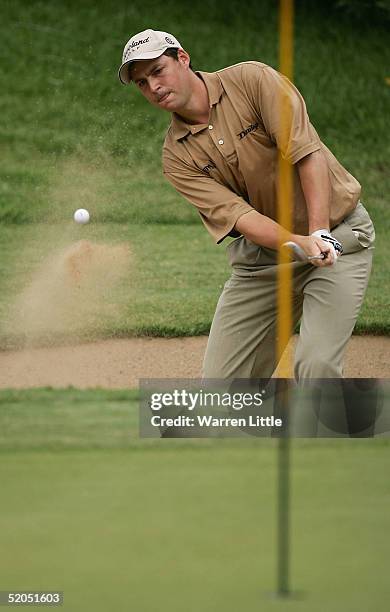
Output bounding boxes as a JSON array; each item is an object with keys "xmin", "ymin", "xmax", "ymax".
[
  {"xmin": 125, "ymin": 37, "xmax": 150, "ymax": 60},
  {"xmin": 124, "ymin": 36, "xmax": 150, "ymax": 60},
  {"xmin": 130, "ymin": 37, "xmax": 150, "ymax": 49}
]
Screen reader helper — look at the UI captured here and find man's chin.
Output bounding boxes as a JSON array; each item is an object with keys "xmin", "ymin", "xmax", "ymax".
[{"xmin": 157, "ymin": 93, "xmax": 177, "ymax": 110}]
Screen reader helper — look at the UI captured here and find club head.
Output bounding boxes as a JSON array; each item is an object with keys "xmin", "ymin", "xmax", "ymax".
[
  {"xmin": 281, "ymin": 241, "xmax": 326, "ymax": 262},
  {"xmin": 281, "ymin": 241, "xmax": 308, "ymax": 261}
]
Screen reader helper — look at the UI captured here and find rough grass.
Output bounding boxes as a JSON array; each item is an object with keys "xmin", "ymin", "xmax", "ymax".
[
  {"xmin": 0, "ymin": 223, "xmax": 388, "ymax": 350},
  {"xmin": 0, "ymin": 0, "xmax": 389, "ymax": 224}
]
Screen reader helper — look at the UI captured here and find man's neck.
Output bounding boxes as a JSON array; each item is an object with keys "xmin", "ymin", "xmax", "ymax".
[{"xmin": 175, "ymin": 72, "xmax": 210, "ymax": 125}]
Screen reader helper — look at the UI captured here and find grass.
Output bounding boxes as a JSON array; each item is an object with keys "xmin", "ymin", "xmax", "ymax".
[
  {"xmin": 0, "ymin": 388, "xmax": 389, "ymax": 611},
  {"xmin": 0, "ymin": 0, "xmax": 389, "ymax": 224},
  {"xmin": 0, "ymin": 388, "xmax": 139, "ymax": 450},
  {"xmin": 0, "ymin": 223, "xmax": 388, "ymax": 350}
]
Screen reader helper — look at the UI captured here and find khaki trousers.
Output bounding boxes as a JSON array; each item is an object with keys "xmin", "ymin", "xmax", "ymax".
[{"xmin": 203, "ymin": 202, "xmax": 375, "ymax": 380}]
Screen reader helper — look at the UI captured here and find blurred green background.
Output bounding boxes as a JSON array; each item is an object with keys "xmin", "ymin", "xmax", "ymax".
[{"xmin": 1, "ymin": 0, "xmax": 389, "ymax": 224}]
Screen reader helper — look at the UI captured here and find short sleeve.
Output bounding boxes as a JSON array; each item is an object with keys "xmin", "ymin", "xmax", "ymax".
[
  {"xmin": 244, "ymin": 63, "xmax": 321, "ymax": 164},
  {"xmin": 163, "ymin": 150, "xmax": 253, "ymax": 243}
]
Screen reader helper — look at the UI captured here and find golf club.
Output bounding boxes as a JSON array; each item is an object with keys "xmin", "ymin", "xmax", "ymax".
[{"xmin": 282, "ymin": 241, "xmax": 327, "ymax": 262}]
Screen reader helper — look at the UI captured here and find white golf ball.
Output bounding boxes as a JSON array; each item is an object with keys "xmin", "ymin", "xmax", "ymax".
[{"xmin": 73, "ymin": 208, "xmax": 90, "ymax": 224}]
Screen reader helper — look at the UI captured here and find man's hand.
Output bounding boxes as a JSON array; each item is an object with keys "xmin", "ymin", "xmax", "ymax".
[
  {"xmin": 234, "ymin": 210, "xmax": 342, "ymax": 267},
  {"xmin": 289, "ymin": 231, "xmax": 343, "ymax": 266},
  {"xmin": 311, "ymin": 229, "xmax": 343, "ymax": 263}
]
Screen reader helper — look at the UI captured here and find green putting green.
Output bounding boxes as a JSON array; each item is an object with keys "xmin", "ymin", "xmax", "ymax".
[{"xmin": 0, "ymin": 390, "xmax": 389, "ymax": 611}]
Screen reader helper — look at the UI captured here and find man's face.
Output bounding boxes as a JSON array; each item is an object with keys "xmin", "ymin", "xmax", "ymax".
[{"xmin": 129, "ymin": 51, "xmax": 192, "ymax": 113}]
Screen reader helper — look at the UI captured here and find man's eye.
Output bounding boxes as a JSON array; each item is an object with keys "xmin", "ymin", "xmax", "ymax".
[{"xmin": 138, "ymin": 80, "xmax": 146, "ymax": 88}]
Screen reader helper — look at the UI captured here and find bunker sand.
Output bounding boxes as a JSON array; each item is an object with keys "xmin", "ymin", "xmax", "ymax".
[{"xmin": 0, "ymin": 336, "xmax": 388, "ymax": 389}]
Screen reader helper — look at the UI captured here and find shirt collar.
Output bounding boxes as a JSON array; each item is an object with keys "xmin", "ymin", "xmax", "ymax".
[{"xmin": 170, "ymin": 71, "xmax": 223, "ymax": 141}]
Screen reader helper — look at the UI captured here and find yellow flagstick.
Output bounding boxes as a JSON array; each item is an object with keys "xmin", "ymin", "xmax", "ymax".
[
  {"xmin": 276, "ymin": 0, "xmax": 294, "ymax": 599},
  {"xmin": 277, "ymin": 0, "xmax": 294, "ymax": 370}
]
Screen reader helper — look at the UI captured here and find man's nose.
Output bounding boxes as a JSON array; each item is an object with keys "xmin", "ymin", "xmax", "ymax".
[{"xmin": 149, "ymin": 77, "xmax": 161, "ymax": 94}]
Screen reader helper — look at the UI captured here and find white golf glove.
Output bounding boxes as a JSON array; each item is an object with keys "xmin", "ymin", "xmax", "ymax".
[{"xmin": 311, "ymin": 229, "xmax": 343, "ymax": 264}]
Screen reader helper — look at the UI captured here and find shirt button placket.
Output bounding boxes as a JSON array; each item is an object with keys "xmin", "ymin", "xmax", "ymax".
[{"xmin": 208, "ymin": 119, "xmax": 225, "ymax": 156}]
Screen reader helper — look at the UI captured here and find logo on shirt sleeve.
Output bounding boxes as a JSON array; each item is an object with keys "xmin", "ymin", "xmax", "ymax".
[
  {"xmin": 202, "ymin": 162, "xmax": 217, "ymax": 174},
  {"xmin": 238, "ymin": 122, "xmax": 259, "ymax": 140}
]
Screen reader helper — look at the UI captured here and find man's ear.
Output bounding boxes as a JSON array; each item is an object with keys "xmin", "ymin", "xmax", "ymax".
[{"xmin": 177, "ymin": 48, "xmax": 190, "ymax": 68}]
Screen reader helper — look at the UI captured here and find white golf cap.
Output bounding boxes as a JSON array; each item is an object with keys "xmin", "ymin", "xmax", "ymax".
[{"xmin": 118, "ymin": 29, "xmax": 182, "ymax": 85}]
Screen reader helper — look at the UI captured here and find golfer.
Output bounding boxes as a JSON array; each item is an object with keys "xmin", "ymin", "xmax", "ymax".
[{"xmin": 118, "ymin": 29, "xmax": 375, "ymax": 379}]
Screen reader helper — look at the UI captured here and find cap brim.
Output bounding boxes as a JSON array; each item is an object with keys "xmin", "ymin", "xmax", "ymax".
[{"xmin": 118, "ymin": 47, "xmax": 179, "ymax": 84}]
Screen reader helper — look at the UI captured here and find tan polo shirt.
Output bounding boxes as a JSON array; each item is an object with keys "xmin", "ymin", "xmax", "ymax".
[{"xmin": 162, "ymin": 61, "xmax": 361, "ymax": 243}]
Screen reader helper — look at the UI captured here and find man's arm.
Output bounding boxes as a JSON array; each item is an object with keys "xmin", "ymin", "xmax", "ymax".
[
  {"xmin": 234, "ymin": 210, "xmax": 334, "ymax": 267},
  {"xmin": 296, "ymin": 149, "xmax": 330, "ymax": 233},
  {"xmin": 235, "ymin": 150, "xmax": 331, "ymax": 248},
  {"xmin": 235, "ymin": 66, "xmax": 337, "ymax": 265}
]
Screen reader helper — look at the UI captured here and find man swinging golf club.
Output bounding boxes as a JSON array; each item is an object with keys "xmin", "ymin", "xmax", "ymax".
[{"xmin": 118, "ymin": 29, "xmax": 375, "ymax": 379}]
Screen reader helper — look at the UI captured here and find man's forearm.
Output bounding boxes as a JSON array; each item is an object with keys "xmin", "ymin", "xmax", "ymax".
[
  {"xmin": 234, "ymin": 209, "xmax": 335, "ymax": 265},
  {"xmin": 234, "ymin": 210, "xmax": 297, "ymax": 249},
  {"xmin": 235, "ymin": 150, "xmax": 331, "ymax": 246},
  {"xmin": 296, "ymin": 149, "xmax": 330, "ymax": 233}
]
